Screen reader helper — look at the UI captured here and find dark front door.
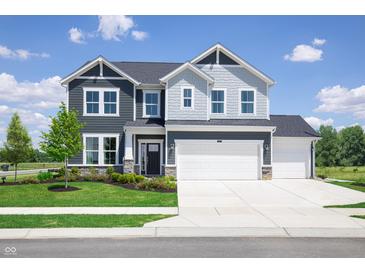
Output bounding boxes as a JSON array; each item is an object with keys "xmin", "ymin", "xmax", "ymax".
[{"xmin": 146, "ymin": 143, "xmax": 160, "ymax": 175}]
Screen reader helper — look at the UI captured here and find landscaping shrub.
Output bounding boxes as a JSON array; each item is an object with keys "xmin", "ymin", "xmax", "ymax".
[
  {"xmin": 19, "ymin": 177, "xmax": 39, "ymax": 184},
  {"xmin": 106, "ymin": 166, "xmax": 114, "ymax": 176},
  {"xmin": 89, "ymin": 167, "xmax": 97, "ymax": 175},
  {"xmin": 37, "ymin": 171, "xmax": 53, "ymax": 181},
  {"xmin": 136, "ymin": 176, "xmax": 177, "ymax": 191},
  {"xmin": 111, "ymin": 172, "xmax": 120, "ymax": 182},
  {"xmin": 57, "ymin": 167, "xmax": 65, "ymax": 176},
  {"xmin": 116, "ymin": 173, "xmax": 135, "ymax": 184},
  {"xmin": 71, "ymin": 167, "xmax": 80, "ymax": 176},
  {"xmin": 135, "ymin": 174, "xmax": 145, "ymax": 183}
]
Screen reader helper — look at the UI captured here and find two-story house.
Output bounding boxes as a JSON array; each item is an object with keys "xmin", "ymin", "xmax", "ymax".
[{"xmin": 61, "ymin": 44, "xmax": 319, "ymax": 180}]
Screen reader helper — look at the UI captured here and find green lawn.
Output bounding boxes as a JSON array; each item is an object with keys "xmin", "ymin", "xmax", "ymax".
[
  {"xmin": 0, "ymin": 214, "xmax": 172, "ymax": 228},
  {"xmin": 316, "ymin": 166, "xmax": 365, "ymax": 181},
  {"xmin": 324, "ymin": 180, "xmax": 365, "ymax": 208},
  {"xmin": 0, "ymin": 182, "xmax": 177, "ymax": 207},
  {"xmin": 0, "ymin": 162, "xmax": 63, "ymax": 171}
]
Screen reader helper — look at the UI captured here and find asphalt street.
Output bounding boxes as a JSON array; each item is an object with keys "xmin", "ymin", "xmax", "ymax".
[{"xmin": 1, "ymin": 237, "xmax": 365, "ymax": 258}]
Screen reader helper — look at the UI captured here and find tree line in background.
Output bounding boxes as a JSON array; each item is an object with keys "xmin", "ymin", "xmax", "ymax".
[{"xmin": 315, "ymin": 125, "xmax": 365, "ymax": 167}]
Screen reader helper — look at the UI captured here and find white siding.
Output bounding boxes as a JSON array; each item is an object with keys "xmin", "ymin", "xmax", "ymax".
[
  {"xmin": 167, "ymin": 68, "xmax": 208, "ymax": 120},
  {"xmin": 200, "ymin": 65, "xmax": 268, "ymax": 119}
]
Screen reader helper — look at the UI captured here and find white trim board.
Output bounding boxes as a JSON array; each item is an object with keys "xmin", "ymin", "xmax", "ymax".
[
  {"xmin": 191, "ymin": 43, "xmax": 275, "ymax": 86},
  {"xmin": 160, "ymin": 62, "xmax": 214, "ymax": 84},
  {"xmin": 61, "ymin": 56, "xmax": 140, "ymax": 86},
  {"xmin": 165, "ymin": 125, "xmax": 276, "ymax": 132}
]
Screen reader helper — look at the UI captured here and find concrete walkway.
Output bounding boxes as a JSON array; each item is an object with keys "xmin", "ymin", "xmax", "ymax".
[
  {"xmin": 0, "ymin": 207, "xmax": 178, "ymax": 215},
  {"xmin": 145, "ymin": 179, "xmax": 365, "ymax": 229}
]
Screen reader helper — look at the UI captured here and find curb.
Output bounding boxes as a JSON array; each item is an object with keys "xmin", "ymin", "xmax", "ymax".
[{"xmin": 2, "ymin": 227, "xmax": 365, "ymax": 239}]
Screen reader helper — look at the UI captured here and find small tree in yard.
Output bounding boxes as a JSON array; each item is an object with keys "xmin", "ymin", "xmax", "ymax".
[
  {"xmin": 3, "ymin": 113, "xmax": 33, "ymax": 182},
  {"xmin": 40, "ymin": 103, "xmax": 83, "ymax": 188}
]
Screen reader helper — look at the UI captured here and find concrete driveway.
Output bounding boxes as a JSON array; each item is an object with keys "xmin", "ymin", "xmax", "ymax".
[{"xmin": 145, "ymin": 179, "xmax": 365, "ymax": 229}]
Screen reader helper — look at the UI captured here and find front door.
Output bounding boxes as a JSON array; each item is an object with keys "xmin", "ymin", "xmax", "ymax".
[{"xmin": 146, "ymin": 143, "xmax": 160, "ymax": 175}]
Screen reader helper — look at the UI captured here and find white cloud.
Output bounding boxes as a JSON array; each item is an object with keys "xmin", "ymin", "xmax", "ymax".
[
  {"xmin": 131, "ymin": 30, "xmax": 148, "ymax": 41},
  {"xmin": 0, "ymin": 44, "xmax": 49, "ymax": 60},
  {"xmin": 284, "ymin": 44, "xmax": 323, "ymax": 63},
  {"xmin": 314, "ymin": 85, "xmax": 365, "ymax": 119},
  {"xmin": 97, "ymin": 15, "xmax": 135, "ymax": 41},
  {"xmin": 312, "ymin": 38, "xmax": 326, "ymax": 46},
  {"xmin": 304, "ymin": 116, "xmax": 334, "ymax": 129},
  {"xmin": 68, "ymin": 27, "xmax": 86, "ymax": 44},
  {"xmin": 0, "ymin": 73, "xmax": 65, "ymax": 109}
]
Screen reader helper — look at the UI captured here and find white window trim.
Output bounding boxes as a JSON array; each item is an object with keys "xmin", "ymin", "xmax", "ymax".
[
  {"xmin": 180, "ymin": 86, "xmax": 195, "ymax": 110},
  {"xmin": 82, "ymin": 133, "xmax": 120, "ymax": 166},
  {"xmin": 239, "ymin": 88, "xmax": 256, "ymax": 116},
  {"xmin": 143, "ymin": 90, "xmax": 161, "ymax": 118},
  {"xmin": 83, "ymin": 87, "xmax": 120, "ymax": 117},
  {"xmin": 210, "ymin": 88, "xmax": 227, "ymax": 115},
  {"xmin": 137, "ymin": 139, "xmax": 164, "ymax": 175}
]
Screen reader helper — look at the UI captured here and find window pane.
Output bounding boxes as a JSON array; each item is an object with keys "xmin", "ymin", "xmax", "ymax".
[
  {"xmin": 184, "ymin": 89, "xmax": 192, "ymax": 98},
  {"xmin": 212, "ymin": 102, "xmax": 224, "ymax": 113},
  {"xmin": 242, "ymin": 90, "xmax": 254, "ymax": 102},
  {"xmin": 86, "ymin": 151, "xmax": 98, "ymax": 164},
  {"xmin": 146, "ymin": 105, "xmax": 158, "ymax": 115},
  {"xmin": 242, "ymin": 103, "xmax": 254, "ymax": 113},
  {"xmin": 104, "ymin": 103, "xmax": 116, "ymax": 114},
  {"xmin": 104, "ymin": 137, "xmax": 116, "ymax": 151},
  {"xmin": 184, "ymin": 98, "xmax": 191, "ymax": 107},
  {"xmin": 146, "ymin": 93, "xmax": 158, "ymax": 104},
  {"xmin": 86, "ymin": 91, "xmax": 99, "ymax": 102},
  {"xmin": 86, "ymin": 137, "xmax": 98, "ymax": 150},
  {"xmin": 212, "ymin": 90, "xmax": 224, "ymax": 102},
  {"xmin": 104, "ymin": 91, "xmax": 116, "ymax": 103},
  {"xmin": 104, "ymin": 152, "xmax": 116, "ymax": 164}
]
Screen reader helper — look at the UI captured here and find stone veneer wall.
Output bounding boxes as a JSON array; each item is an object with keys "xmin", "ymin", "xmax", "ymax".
[
  {"xmin": 164, "ymin": 166, "xmax": 177, "ymax": 177},
  {"xmin": 123, "ymin": 159, "xmax": 134, "ymax": 174},
  {"xmin": 262, "ymin": 166, "xmax": 272, "ymax": 180}
]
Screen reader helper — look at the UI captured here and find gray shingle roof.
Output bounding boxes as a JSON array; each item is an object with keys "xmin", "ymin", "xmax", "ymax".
[
  {"xmin": 270, "ymin": 115, "xmax": 319, "ymax": 137},
  {"xmin": 163, "ymin": 115, "xmax": 319, "ymax": 137},
  {"xmin": 112, "ymin": 62, "xmax": 182, "ymax": 84},
  {"xmin": 125, "ymin": 119, "xmax": 165, "ymax": 127}
]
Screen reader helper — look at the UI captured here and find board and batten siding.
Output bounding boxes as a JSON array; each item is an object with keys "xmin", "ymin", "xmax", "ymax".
[
  {"xmin": 166, "ymin": 69, "xmax": 209, "ymax": 120},
  {"xmin": 68, "ymin": 78, "xmax": 134, "ymax": 165},
  {"xmin": 200, "ymin": 64, "xmax": 268, "ymax": 119},
  {"xmin": 167, "ymin": 131, "xmax": 271, "ymax": 165}
]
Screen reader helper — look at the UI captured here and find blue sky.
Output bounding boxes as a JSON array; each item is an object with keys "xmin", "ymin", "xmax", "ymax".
[{"xmin": 0, "ymin": 16, "xmax": 364, "ymax": 147}]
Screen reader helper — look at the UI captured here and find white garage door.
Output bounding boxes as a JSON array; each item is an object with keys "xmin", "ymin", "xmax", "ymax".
[
  {"xmin": 272, "ymin": 138, "xmax": 311, "ymax": 179},
  {"xmin": 176, "ymin": 141, "xmax": 261, "ymax": 181}
]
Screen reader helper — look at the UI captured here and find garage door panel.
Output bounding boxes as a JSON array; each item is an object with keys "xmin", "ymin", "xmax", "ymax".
[
  {"xmin": 272, "ymin": 138, "xmax": 310, "ymax": 179},
  {"xmin": 177, "ymin": 142, "xmax": 260, "ymax": 181}
]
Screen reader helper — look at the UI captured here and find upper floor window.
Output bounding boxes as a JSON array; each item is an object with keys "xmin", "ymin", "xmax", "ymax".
[
  {"xmin": 211, "ymin": 89, "xmax": 225, "ymax": 114},
  {"xmin": 181, "ymin": 87, "xmax": 194, "ymax": 109},
  {"xmin": 104, "ymin": 91, "xmax": 117, "ymax": 114},
  {"xmin": 83, "ymin": 88, "xmax": 119, "ymax": 116},
  {"xmin": 86, "ymin": 91, "xmax": 99, "ymax": 114},
  {"xmin": 240, "ymin": 90, "xmax": 255, "ymax": 114},
  {"xmin": 143, "ymin": 90, "xmax": 160, "ymax": 118}
]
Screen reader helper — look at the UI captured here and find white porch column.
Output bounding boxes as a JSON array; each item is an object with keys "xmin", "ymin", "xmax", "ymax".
[{"xmin": 124, "ymin": 129, "xmax": 134, "ymax": 160}]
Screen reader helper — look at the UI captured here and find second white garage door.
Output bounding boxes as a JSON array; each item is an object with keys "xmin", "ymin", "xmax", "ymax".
[
  {"xmin": 272, "ymin": 137, "xmax": 311, "ymax": 179},
  {"xmin": 176, "ymin": 140, "xmax": 262, "ymax": 181}
]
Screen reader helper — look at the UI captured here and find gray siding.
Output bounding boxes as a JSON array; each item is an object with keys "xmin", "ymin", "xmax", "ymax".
[
  {"xmin": 200, "ymin": 64, "xmax": 268, "ymax": 119},
  {"xmin": 167, "ymin": 69, "xmax": 208, "ymax": 120},
  {"xmin": 167, "ymin": 131, "xmax": 271, "ymax": 165},
  {"xmin": 103, "ymin": 64, "xmax": 121, "ymax": 77},
  {"xmin": 68, "ymin": 78, "xmax": 134, "ymax": 165},
  {"xmin": 81, "ymin": 65, "xmax": 100, "ymax": 76},
  {"xmin": 135, "ymin": 135, "xmax": 166, "ymax": 164},
  {"xmin": 197, "ymin": 51, "xmax": 217, "ymax": 64},
  {"xmin": 136, "ymin": 89, "xmax": 165, "ymax": 119},
  {"xmin": 219, "ymin": 52, "xmax": 239, "ymax": 65}
]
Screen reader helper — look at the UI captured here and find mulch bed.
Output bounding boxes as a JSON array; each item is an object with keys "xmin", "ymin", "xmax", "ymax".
[{"xmin": 47, "ymin": 185, "xmax": 81, "ymax": 192}]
